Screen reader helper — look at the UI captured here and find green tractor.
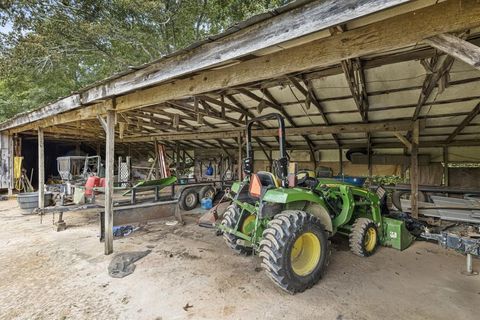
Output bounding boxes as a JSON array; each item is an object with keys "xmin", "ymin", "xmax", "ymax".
[{"xmin": 218, "ymin": 113, "xmax": 414, "ymax": 294}]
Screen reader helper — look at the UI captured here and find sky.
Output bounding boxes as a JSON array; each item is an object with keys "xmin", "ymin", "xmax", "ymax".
[{"xmin": 0, "ymin": 21, "xmax": 12, "ymax": 34}]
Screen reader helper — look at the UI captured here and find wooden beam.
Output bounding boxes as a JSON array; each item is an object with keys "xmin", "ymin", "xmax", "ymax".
[
  {"xmin": 341, "ymin": 59, "xmax": 367, "ymax": 122},
  {"xmin": 412, "ymin": 54, "xmax": 455, "ymax": 121},
  {"xmin": 445, "ymin": 102, "xmax": 480, "ymax": 144},
  {"xmin": 410, "ymin": 120, "xmax": 420, "ymax": 219},
  {"xmin": 121, "ymin": 120, "xmax": 416, "ymax": 142},
  {"xmin": 288, "ymin": 76, "xmax": 340, "ymax": 145},
  {"xmin": 443, "ymin": 146, "xmax": 449, "ymax": 187},
  {"xmin": 104, "ymin": 110, "xmax": 115, "ymax": 255},
  {"xmin": 425, "ymin": 33, "xmax": 480, "ymax": 70},
  {"xmin": 394, "ymin": 132, "xmax": 412, "ymax": 151},
  {"xmin": 38, "ymin": 128, "xmax": 45, "ymax": 209},
  {"xmin": 237, "ymin": 133, "xmax": 242, "ymax": 181},
  {"xmin": 338, "ymin": 148, "xmax": 343, "ymax": 176}
]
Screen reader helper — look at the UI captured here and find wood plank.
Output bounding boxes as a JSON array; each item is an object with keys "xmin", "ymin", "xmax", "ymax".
[{"xmin": 425, "ymin": 33, "xmax": 480, "ymax": 70}]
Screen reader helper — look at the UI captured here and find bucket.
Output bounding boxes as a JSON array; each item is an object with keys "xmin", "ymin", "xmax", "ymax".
[
  {"xmin": 17, "ymin": 192, "xmax": 53, "ymax": 213},
  {"xmin": 200, "ymin": 197, "xmax": 213, "ymax": 210}
]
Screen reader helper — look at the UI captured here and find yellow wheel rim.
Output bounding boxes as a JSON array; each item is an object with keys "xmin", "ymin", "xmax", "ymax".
[
  {"xmin": 290, "ymin": 232, "xmax": 321, "ymax": 276},
  {"xmin": 364, "ymin": 227, "xmax": 377, "ymax": 252},
  {"xmin": 241, "ymin": 215, "xmax": 256, "ymax": 235}
]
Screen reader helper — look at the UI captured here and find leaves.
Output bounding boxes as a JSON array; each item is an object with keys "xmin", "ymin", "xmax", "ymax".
[{"xmin": 0, "ymin": 0, "xmax": 289, "ymax": 121}]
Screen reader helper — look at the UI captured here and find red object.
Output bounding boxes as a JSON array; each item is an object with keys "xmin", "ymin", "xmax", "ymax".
[
  {"xmin": 99, "ymin": 178, "xmax": 106, "ymax": 188},
  {"xmin": 85, "ymin": 176, "xmax": 101, "ymax": 196}
]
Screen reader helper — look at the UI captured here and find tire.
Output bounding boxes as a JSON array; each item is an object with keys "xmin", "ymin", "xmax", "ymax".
[
  {"xmin": 259, "ymin": 210, "xmax": 330, "ymax": 294},
  {"xmin": 349, "ymin": 218, "xmax": 378, "ymax": 257},
  {"xmin": 220, "ymin": 205, "xmax": 253, "ymax": 255},
  {"xmin": 345, "ymin": 148, "xmax": 368, "ymax": 162},
  {"xmin": 178, "ymin": 188, "xmax": 199, "ymax": 211},
  {"xmin": 198, "ymin": 185, "xmax": 216, "ymax": 200}
]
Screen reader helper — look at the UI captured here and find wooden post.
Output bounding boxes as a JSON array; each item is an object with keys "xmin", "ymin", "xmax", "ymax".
[
  {"xmin": 104, "ymin": 109, "xmax": 115, "ymax": 255},
  {"xmin": 367, "ymin": 140, "xmax": 373, "ymax": 178},
  {"xmin": 38, "ymin": 128, "xmax": 45, "ymax": 209},
  {"xmin": 338, "ymin": 148, "xmax": 343, "ymax": 176},
  {"xmin": 410, "ymin": 120, "xmax": 420, "ymax": 218},
  {"xmin": 237, "ymin": 133, "xmax": 242, "ymax": 180},
  {"xmin": 443, "ymin": 146, "xmax": 449, "ymax": 186},
  {"xmin": 8, "ymin": 135, "xmax": 14, "ymax": 196}
]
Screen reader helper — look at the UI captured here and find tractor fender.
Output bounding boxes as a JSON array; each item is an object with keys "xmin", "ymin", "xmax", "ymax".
[{"xmin": 304, "ymin": 203, "xmax": 333, "ymax": 234}]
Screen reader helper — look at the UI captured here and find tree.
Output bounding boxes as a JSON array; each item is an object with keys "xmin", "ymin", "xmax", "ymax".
[{"xmin": 0, "ymin": 0, "xmax": 289, "ymax": 121}]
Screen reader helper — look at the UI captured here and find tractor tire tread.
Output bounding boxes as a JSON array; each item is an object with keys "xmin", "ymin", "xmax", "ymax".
[
  {"xmin": 349, "ymin": 217, "xmax": 378, "ymax": 257},
  {"xmin": 221, "ymin": 205, "xmax": 252, "ymax": 255},
  {"xmin": 259, "ymin": 210, "xmax": 330, "ymax": 294}
]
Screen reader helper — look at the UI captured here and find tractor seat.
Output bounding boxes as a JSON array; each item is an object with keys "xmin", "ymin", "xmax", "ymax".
[{"xmin": 256, "ymin": 171, "xmax": 280, "ymax": 189}]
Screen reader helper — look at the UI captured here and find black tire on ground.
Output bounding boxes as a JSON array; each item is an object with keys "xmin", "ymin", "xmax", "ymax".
[
  {"xmin": 391, "ymin": 190, "xmax": 426, "ymax": 211},
  {"xmin": 349, "ymin": 218, "xmax": 379, "ymax": 257},
  {"xmin": 178, "ymin": 188, "xmax": 199, "ymax": 211},
  {"xmin": 198, "ymin": 185, "xmax": 216, "ymax": 200},
  {"xmin": 259, "ymin": 210, "xmax": 330, "ymax": 294},
  {"xmin": 220, "ymin": 205, "xmax": 253, "ymax": 255}
]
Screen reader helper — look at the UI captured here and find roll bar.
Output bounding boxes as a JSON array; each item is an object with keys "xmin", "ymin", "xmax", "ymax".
[{"xmin": 243, "ymin": 113, "xmax": 288, "ymax": 188}]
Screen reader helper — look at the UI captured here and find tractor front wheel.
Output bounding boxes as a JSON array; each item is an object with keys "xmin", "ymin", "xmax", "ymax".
[
  {"xmin": 221, "ymin": 205, "xmax": 253, "ymax": 255},
  {"xmin": 259, "ymin": 210, "xmax": 330, "ymax": 294},
  {"xmin": 349, "ymin": 218, "xmax": 379, "ymax": 257}
]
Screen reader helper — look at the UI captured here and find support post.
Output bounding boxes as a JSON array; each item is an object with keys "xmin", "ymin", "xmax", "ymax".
[
  {"xmin": 104, "ymin": 109, "xmax": 115, "ymax": 255},
  {"xmin": 38, "ymin": 128, "xmax": 45, "ymax": 209},
  {"xmin": 338, "ymin": 148, "xmax": 343, "ymax": 176},
  {"xmin": 367, "ymin": 140, "xmax": 372, "ymax": 178},
  {"xmin": 443, "ymin": 146, "xmax": 449, "ymax": 186},
  {"xmin": 237, "ymin": 133, "xmax": 242, "ymax": 181},
  {"xmin": 8, "ymin": 135, "xmax": 14, "ymax": 196},
  {"xmin": 410, "ymin": 120, "xmax": 420, "ymax": 218}
]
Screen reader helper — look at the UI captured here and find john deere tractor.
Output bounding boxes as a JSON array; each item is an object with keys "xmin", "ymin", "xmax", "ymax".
[{"xmin": 218, "ymin": 113, "xmax": 414, "ymax": 294}]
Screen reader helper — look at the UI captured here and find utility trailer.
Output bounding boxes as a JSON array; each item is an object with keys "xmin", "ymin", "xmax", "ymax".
[{"xmin": 167, "ymin": 180, "xmax": 233, "ymax": 210}]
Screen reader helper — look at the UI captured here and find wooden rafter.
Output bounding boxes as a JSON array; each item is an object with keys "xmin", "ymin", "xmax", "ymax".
[
  {"xmin": 288, "ymin": 76, "xmax": 340, "ymax": 146},
  {"xmin": 412, "ymin": 54, "xmax": 455, "ymax": 121},
  {"xmin": 445, "ymin": 102, "xmax": 480, "ymax": 144},
  {"xmin": 425, "ymin": 33, "xmax": 480, "ymax": 71}
]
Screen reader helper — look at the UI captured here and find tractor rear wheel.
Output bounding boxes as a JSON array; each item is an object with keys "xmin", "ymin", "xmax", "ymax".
[
  {"xmin": 259, "ymin": 210, "xmax": 330, "ymax": 294},
  {"xmin": 349, "ymin": 218, "xmax": 379, "ymax": 257},
  {"xmin": 220, "ymin": 205, "xmax": 253, "ymax": 255}
]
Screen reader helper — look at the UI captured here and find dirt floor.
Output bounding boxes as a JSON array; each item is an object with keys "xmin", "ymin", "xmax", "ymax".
[{"xmin": 0, "ymin": 199, "xmax": 479, "ymax": 320}]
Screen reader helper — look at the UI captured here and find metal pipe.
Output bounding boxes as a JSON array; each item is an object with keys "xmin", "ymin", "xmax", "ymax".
[{"xmin": 466, "ymin": 254, "xmax": 473, "ymax": 274}]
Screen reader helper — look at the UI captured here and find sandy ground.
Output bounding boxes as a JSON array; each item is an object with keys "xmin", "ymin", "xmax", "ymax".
[{"xmin": 0, "ymin": 199, "xmax": 479, "ymax": 320}]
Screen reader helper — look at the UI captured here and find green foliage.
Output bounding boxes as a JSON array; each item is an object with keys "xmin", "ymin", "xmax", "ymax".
[{"xmin": 0, "ymin": 0, "xmax": 289, "ymax": 121}]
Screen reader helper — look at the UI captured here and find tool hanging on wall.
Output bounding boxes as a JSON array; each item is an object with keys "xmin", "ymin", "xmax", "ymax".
[{"xmin": 14, "ymin": 156, "xmax": 34, "ymax": 192}]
